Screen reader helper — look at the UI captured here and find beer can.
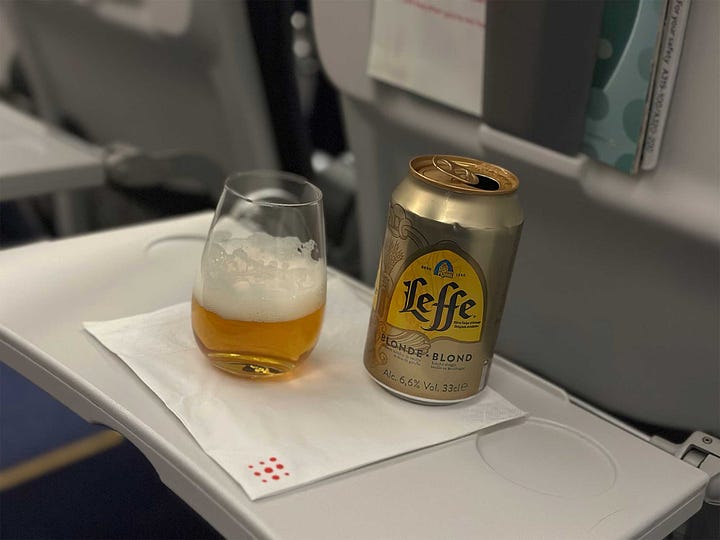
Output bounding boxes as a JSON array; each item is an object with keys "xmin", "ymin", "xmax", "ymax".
[{"xmin": 363, "ymin": 155, "xmax": 523, "ymax": 404}]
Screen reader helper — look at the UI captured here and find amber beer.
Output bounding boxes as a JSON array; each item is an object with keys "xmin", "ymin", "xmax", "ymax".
[
  {"xmin": 364, "ymin": 155, "xmax": 523, "ymax": 403},
  {"xmin": 191, "ymin": 299, "xmax": 324, "ymax": 377}
]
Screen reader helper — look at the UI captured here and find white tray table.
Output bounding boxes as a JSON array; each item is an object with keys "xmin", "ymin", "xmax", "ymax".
[{"xmin": 0, "ymin": 213, "xmax": 707, "ymax": 539}]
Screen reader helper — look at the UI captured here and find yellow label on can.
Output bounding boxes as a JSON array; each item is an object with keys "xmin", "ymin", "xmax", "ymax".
[{"xmin": 387, "ymin": 249, "xmax": 484, "ymax": 343}]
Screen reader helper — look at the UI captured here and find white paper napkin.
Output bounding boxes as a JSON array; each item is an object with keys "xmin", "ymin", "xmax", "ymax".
[{"xmin": 84, "ymin": 273, "xmax": 525, "ymax": 500}]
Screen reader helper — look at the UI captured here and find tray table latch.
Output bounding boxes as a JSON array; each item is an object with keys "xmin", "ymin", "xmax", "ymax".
[{"xmin": 672, "ymin": 432, "xmax": 720, "ymax": 505}]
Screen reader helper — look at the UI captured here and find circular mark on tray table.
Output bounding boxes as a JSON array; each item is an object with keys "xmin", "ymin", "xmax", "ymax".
[
  {"xmin": 476, "ymin": 418, "xmax": 617, "ymax": 498},
  {"xmin": 145, "ymin": 235, "xmax": 206, "ymax": 260}
]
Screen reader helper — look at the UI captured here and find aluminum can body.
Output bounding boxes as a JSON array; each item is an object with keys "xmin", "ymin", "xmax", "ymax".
[{"xmin": 363, "ymin": 155, "xmax": 523, "ymax": 403}]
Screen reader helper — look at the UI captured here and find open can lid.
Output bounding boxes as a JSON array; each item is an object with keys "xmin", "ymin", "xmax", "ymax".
[{"xmin": 409, "ymin": 155, "xmax": 519, "ymax": 195}]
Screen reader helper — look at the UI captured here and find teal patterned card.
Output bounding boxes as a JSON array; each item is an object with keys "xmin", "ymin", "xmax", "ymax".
[{"xmin": 583, "ymin": 0, "xmax": 666, "ymax": 174}]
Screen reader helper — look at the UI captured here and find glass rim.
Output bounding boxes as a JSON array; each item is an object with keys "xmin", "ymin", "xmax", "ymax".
[{"xmin": 223, "ymin": 170, "xmax": 323, "ymax": 208}]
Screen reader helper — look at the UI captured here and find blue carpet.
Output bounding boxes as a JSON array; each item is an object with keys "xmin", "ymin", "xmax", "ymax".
[
  {"xmin": 0, "ymin": 364, "xmax": 103, "ymax": 468},
  {"xmin": 0, "ymin": 364, "xmax": 221, "ymax": 539},
  {"xmin": 0, "ymin": 440, "xmax": 222, "ymax": 539}
]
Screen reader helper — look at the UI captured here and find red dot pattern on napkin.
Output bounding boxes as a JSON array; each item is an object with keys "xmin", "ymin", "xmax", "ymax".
[{"xmin": 248, "ymin": 457, "xmax": 290, "ymax": 483}]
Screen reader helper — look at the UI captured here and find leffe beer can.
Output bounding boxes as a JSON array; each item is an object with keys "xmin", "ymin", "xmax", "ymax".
[{"xmin": 363, "ymin": 155, "xmax": 523, "ymax": 404}]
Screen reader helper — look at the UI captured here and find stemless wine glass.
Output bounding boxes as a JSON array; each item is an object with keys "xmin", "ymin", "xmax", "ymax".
[{"xmin": 192, "ymin": 171, "xmax": 326, "ymax": 378}]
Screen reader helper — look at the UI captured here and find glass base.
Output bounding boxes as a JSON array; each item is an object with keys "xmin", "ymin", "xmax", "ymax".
[{"xmin": 206, "ymin": 352, "xmax": 298, "ymax": 379}]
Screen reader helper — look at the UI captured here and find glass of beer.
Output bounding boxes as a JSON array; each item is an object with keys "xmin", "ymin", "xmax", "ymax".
[{"xmin": 191, "ymin": 171, "xmax": 326, "ymax": 378}]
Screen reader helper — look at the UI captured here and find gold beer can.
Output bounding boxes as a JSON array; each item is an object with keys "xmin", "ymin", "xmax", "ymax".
[{"xmin": 364, "ymin": 155, "xmax": 523, "ymax": 404}]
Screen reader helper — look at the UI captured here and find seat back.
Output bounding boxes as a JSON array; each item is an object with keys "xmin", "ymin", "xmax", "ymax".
[
  {"xmin": 313, "ymin": 0, "xmax": 719, "ymax": 434},
  {"xmin": 3, "ymin": 0, "xmax": 279, "ymax": 196}
]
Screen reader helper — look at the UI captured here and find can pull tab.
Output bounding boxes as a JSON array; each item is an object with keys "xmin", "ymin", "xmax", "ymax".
[{"xmin": 432, "ymin": 156, "xmax": 479, "ymax": 186}]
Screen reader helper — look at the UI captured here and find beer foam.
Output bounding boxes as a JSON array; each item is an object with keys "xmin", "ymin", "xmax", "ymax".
[{"xmin": 194, "ymin": 232, "xmax": 325, "ymax": 322}]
